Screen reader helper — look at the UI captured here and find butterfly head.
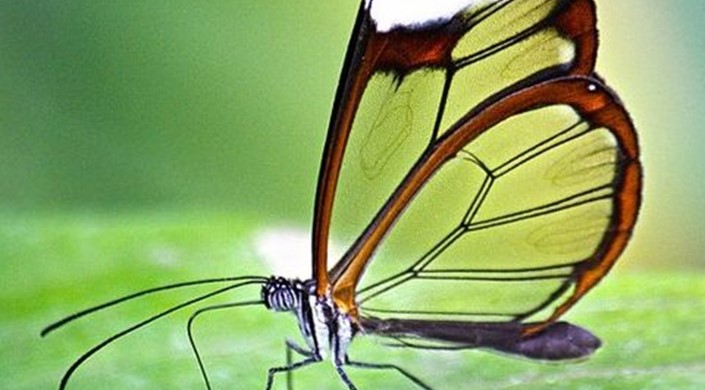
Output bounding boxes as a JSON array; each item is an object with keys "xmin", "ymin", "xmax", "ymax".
[{"xmin": 261, "ymin": 276, "xmax": 308, "ymax": 312}]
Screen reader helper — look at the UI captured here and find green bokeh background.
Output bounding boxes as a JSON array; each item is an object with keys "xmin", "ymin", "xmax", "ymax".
[{"xmin": 2, "ymin": 1, "xmax": 704, "ymax": 389}]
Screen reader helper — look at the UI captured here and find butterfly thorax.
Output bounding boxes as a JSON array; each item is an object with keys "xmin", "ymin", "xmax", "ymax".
[{"xmin": 262, "ymin": 276, "xmax": 355, "ymax": 365}]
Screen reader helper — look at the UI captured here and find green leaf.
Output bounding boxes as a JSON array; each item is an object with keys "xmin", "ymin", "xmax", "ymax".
[{"xmin": 2, "ymin": 213, "xmax": 703, "ymax": 389}]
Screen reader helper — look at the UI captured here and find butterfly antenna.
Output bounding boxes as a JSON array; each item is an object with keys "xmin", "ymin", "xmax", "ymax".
[
  {"xmin": 56, "ymin": 279, "xmax": 265, "ymax": 390},
  {"xmin": 41, "ymin": 275, "xmax": 268, "ymax": 337}
]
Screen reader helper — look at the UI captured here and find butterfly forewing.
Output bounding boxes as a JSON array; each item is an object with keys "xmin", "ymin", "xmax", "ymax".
[{"xmin": 315, "ymin": 0, "xmax": 601, "ymax": 307}]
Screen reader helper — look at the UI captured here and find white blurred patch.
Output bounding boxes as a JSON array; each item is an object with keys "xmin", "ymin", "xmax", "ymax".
[
  {"xmin": 147, "ymin": 245, "xmax": 181, "ymax": 267},
  {"xmin": 367, "ymin": 0, "xmax": 480, "ymax": 32},
  {"xmin": 254, "ymin": 226, "xmax": 312, "ymax": 279},
  {"xmin": 254, "ymin": 226, "xmax": 345, "ymax": 280}
]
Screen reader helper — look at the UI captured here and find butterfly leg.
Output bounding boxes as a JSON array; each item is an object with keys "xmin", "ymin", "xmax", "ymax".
[
  {"xmin": 334, "ymin": 362, "xmax": 359, "ymax": 390},
  {"xmin": 266, "ymin": 356, "xmax": 318, "ymax": 390},
  {"xmin": 283, "ymin": 339, "xmax": 313, "ymax": 390},
  {"xmin": 187, "ymin": 302, "xmax": 259, "ymax": 390},
  {"xmin": 285, "ymin": 339, "xmax": 313, "ymax": 358},
  {"xmin": 346, "ymin": 359, "xmax": 433, "ymax": 390}
]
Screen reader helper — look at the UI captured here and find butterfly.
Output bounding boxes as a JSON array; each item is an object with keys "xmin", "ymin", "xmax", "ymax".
[{"xmin": 44, "ymin": 0, "xmax": 641, "ymax": 388}]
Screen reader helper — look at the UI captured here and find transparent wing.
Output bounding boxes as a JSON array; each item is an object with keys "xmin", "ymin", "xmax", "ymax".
[
  {"xmin": 312, "ymin": 0, "xmax": 598, "ymax": 296},
  {"xmin": 335, "ymin": 77, "xmax": 640, "ymax": 332}
]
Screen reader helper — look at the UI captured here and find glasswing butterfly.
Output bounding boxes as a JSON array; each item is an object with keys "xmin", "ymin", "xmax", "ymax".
[{"xmin": 43, "ymin": 0, "xmax": 641, "ymax": 388}]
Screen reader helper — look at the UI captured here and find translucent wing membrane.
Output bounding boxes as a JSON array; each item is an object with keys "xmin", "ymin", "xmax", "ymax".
[
  {"xmin": 334, "ymin": 76, "xmax": 640, "ymax": 332},
  {"xmin": 313, "ymin": 0, "xmax": 598, "ymax": 295}
]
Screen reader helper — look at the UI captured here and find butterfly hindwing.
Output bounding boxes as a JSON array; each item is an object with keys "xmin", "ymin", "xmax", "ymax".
[{"xmin": 344, "ymin": 77, "xmax": 640, "ymax": 333}]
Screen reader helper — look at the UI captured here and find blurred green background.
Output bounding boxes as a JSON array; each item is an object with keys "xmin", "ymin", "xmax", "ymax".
[
  {"xmin": 1, "ymin": 0, "xmax": 354, "ymax": 221},
  {"xmin": 2, "ymin": 0, "xmax": 704, "ymax": 389}
]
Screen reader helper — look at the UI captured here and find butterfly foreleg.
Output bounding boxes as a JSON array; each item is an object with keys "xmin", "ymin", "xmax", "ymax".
[
  {"xmin": 285, "ymin": 338, "xmax": 313, "ymax": 358},
  {"xmin": 283, "ymin": 339, "xmax": 314, "ymax": 390},
  {"xmin": 265, "ymin": 356, "xmax": 319, "ymax": 390}
]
